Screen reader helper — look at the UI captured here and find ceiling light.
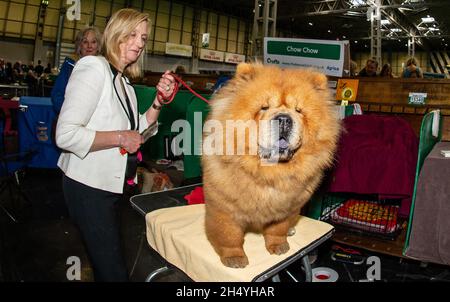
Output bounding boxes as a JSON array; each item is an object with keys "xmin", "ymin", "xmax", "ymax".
[
  {"xmin": 344, "ymin": 11, "xmax": 363, "ymax": 16},
  {"xmin": 350, "ymin": 0, "xmax": 365, "ymax": 6},
  {"xmin": 381, "ymin": 20, "xmax": 390, "ymax": 25},
  {"xmin": 308, "ymin": 22, "xmax": 313, "ymax": 26},
  {"xmin": 421, "ymin": 17, "xmax": 435, "ymax": 23}
]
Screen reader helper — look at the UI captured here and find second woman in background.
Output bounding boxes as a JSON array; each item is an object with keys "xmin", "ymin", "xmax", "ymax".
[{"xmin": 51, "ymin": 26, "xmax": 102, "ymax": 114}]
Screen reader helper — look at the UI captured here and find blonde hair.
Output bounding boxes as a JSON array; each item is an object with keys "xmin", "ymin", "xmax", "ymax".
[
  {"xmin": 406, "ymin": 57, "xmax": 418, "ymax": 67},
  {"xmin": 102, "ymin": 8, "xmax": 149, "ymax": 79},
  {"xmin": 75, "ymin": 26, "xmax": 102, "ymax": 58}
]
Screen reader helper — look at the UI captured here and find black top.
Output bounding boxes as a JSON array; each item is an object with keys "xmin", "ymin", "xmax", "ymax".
[{"xmin": 357, "ymin": 67, "xmax": 377, "ymax": 77}]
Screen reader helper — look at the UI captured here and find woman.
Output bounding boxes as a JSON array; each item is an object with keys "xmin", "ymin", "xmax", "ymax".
[
  {"xmin": 379, "ymin": 63, "xmax": 395, "ymax": 78},
  {"xmin": 402, "ymin": 57, "xmax": 423, "ymax": 78},
  {"xmin": 55, "ymin": 9, "xmax": 175, "ymax": 281},
  {"xmin": 51, "ymin": 26, "xmax": 101, "ymax": 114}
]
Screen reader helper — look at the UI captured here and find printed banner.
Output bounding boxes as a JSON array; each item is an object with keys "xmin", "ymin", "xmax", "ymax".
[
  {"xmin": 224, "ymin": 53, "xmax": 246, "ymax": 64},
  {"xmin": 264, "ymin": 37, "xmax": 349, "ymax": 77},
  {"xmin": 165, "ymin": 43, "xmax": 192, "ymax": 57},
  {"xmin": 199, "ymin": 49, "xmax": 225, "ymax": 62}
]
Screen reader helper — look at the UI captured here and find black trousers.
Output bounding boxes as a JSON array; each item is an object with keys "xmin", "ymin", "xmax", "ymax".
[{"xmin": 62, "ymin": 175, "xmax": 128, "ymax": 282}]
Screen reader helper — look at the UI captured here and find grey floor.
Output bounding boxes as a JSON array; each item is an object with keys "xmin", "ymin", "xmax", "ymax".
[{"xmin": 1, "ymin": 168, "xmax": 450, "ymax": 282}]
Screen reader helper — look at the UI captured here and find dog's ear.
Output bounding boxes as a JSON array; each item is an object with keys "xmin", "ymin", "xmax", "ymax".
[
  {"xmin": 308, "ymin": 71, "xmax": 328, "ymax": 90},
  {"xmin": 236, "ymin": 63, "xmax": 258, "ymax": 81}
]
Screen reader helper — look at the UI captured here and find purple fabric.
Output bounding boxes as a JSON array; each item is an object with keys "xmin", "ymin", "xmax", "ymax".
[{"xmin": 328, "ymin": 115, "xmax": 419, "ymax": 217}]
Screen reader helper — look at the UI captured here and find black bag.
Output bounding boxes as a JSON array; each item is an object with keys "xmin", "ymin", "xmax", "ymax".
[{"xmin": 125, "ymin": 152, "xmax": 138, "ymax": 180}]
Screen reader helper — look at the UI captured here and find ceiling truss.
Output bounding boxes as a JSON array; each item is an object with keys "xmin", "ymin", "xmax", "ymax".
[{"xmin": 278, "ymin": 0, "xmax": 450, "ymax": 46}]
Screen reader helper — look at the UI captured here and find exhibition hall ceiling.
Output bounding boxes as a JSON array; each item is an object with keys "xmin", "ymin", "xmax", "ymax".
[{"xmin": 195, "ymin": 0, "xmax": 450, "ymax": 51}]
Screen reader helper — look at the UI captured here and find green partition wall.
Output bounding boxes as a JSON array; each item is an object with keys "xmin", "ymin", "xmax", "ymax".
[
  {"xmin": 134, "ymin": 84, "xmax": 211, "ymax": 180},
  {"xmin": 184, "ymin": 94, "xmax": 210, "ymax": 179}
]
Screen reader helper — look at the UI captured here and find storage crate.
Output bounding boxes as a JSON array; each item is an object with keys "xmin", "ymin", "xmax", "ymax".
[{"xmin": 319, "ymin": 193, "xmax": 402, "ymax": 240}]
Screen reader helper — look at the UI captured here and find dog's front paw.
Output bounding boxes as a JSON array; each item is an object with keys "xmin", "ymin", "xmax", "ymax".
[
  {"xmin": 267, "ymin": 242, "xmax": 290, "ymax": 255},
  {"xmin": 287, "ymin": 227, "xmax": 296, "ymax": 236},
  {"xmin": 221, "ymin": 256, "xmax": 249, "ymax": 268}
]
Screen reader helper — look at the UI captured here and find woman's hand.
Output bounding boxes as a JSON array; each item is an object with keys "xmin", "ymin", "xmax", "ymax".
[
  {"xmin": 118, "ymin": 130, "xmax": 143, "ymax": 154},
  {"xmin": 156, "ymin": 71, "xmax": 176, "ymax": 100}
]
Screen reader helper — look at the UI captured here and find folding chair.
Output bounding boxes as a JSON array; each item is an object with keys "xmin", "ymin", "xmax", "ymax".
[
  {"xmin": 1, "ymin": 102, "xmax": 34, "ymax": 223},
  {"xmin": 0, "ymin": 151, "xmax": 33, "ymax": 222},
  {"xmin": 403, "ymin": 109, "xmax": 443, "ymax": 255},
  {"xmin": 144, "ymin": 204, "xmax": 334, "ymax": 282}
]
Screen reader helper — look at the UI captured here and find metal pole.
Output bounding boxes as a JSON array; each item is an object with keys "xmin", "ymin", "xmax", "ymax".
[
  {"xmin": 370, "ymin": 0, "xmax": 382, "ymax": 65},
  {"xmin": 55, "ymin": 8, "xmax": 66, "ymax": 70}
]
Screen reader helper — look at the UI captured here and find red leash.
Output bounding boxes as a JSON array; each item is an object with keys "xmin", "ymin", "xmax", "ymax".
[
  {"xmin": 156, "ymin": 73, "xmax": 211, "ymax": 105},
  {"xmin": 120, "ymin": 73, "xmax": 211, "ymax": 155}
]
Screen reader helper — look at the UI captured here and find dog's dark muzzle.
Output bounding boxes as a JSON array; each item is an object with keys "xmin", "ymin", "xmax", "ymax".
[
  {"xmin": 272, "ymin": 114, "xmax": 293, "ymax": 152},
  {"xmin": 273, "ymin": 114, "xmax": 293, "ymax": 137}
]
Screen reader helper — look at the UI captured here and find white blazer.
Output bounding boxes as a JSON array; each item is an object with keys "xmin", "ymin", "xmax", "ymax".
[{"xmin": 56, "ymin": 55, "xmax": 152, "ymax": 193}]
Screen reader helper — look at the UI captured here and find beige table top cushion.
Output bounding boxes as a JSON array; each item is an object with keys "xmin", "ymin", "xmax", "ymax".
[{"xmin": 145, "ymin": 204, "xmax": 334, "ymax": 282}]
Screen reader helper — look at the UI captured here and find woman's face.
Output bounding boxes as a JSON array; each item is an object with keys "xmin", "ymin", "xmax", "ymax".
[
  {"xmin": 119, "ymin": 21, "xmax": 148, "ymax": 67},
  {"xmin": 80, "ymin": 30, "xmax": 99, "ymax": 57}
]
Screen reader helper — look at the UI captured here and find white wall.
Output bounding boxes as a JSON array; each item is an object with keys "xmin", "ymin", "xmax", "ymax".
[
  {"xmin": 143, "ymin": 53, "xmax": 237, "ymax": 74},
  {"xmin": 0, "ymin": 40, "xmax": 55, "ymax": 66},
  {"xmin": 143, "ymin": 54, "xmax": 192, "ymax": 73},
  {"xmin": 0, "ymin": 40, "xmax": 34, "ymax": 64}
]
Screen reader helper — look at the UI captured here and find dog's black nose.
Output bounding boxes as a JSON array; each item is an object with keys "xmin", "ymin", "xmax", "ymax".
[{"xmin": 273, "ymin": 114, "xmax": 293, "ymax": 134}]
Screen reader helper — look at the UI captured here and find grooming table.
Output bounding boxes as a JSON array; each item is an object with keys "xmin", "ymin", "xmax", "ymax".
[{"xmin": 130, "ymin": 185, "xmax": 335, "ymax": 282}]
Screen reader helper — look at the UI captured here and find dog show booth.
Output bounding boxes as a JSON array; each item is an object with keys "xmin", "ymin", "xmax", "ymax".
[{"xmin": 18, "ymin": 97, "xmax": 60, "ymax": 169}]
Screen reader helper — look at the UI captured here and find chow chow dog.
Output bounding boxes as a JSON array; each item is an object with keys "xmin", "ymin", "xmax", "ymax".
[{"xmin": 201, "ymin": 63, "xmax": 341, "ymax": 268}]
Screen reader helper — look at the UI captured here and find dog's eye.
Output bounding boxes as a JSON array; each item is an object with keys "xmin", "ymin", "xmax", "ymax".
[
  {"xmin": 295, "ymin": 107, "xmax": 303, "ymax": 114},
  {"xmin": 261, "ymin": 106, "xmax": 269, "ymax": 111}
]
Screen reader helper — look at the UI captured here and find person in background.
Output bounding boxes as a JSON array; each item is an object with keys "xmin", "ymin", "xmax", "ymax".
[
  {"xmin": 350, "ymin": 60, "xmax": 358, "ymax": 77},
  {"xmin": 5, "ymin": 62, "xmax": 14, "ymax": 83},
  {"xmin": 174, "ymin": 65, "xmax": 186, "ymax": 74},
  {"xmin": 27, "ymin": 61, "xmax": 34, "ymax": 72},
  {"xmin": 379, "ymin": 63, "xmax": 395, "ymax": 78},
  {"xmin": 55, "ymin": 8, "xmax": 176, "ymax": 282},
  {"xmin": 402, "ymin": 57, "xmax": 423, "ymax": 78},
  {"xmin": 0, "ymin": 58, "xmax": 5, "ymax": 83},
  {"xmin": 357, "ymin": 58, "xmax": 378, "ymax": 77},
  {"xmin": 44, "ymin": 63, "xmax": 52, "ymax": 74},
  {"xmin": 25, "ymin": 65, "xmax": 38, "ymax": 96},
  {"xmin": 50, "ymin": 26, "xmax": 102, "ymax": 114},
  {"xmin": 21, "ymin": 62, "xmax": 29, "ymax": 73},
  {"xmin": 212, "ymin": 73, "xmax": 230, "ymax": 95},
  {"xmin": 12, "ymin": 61, "xmax": 23, "ymax": 82},
  {"xmin": 34, "ymin": 60, "xmax": 44, "ymax": 77}
]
